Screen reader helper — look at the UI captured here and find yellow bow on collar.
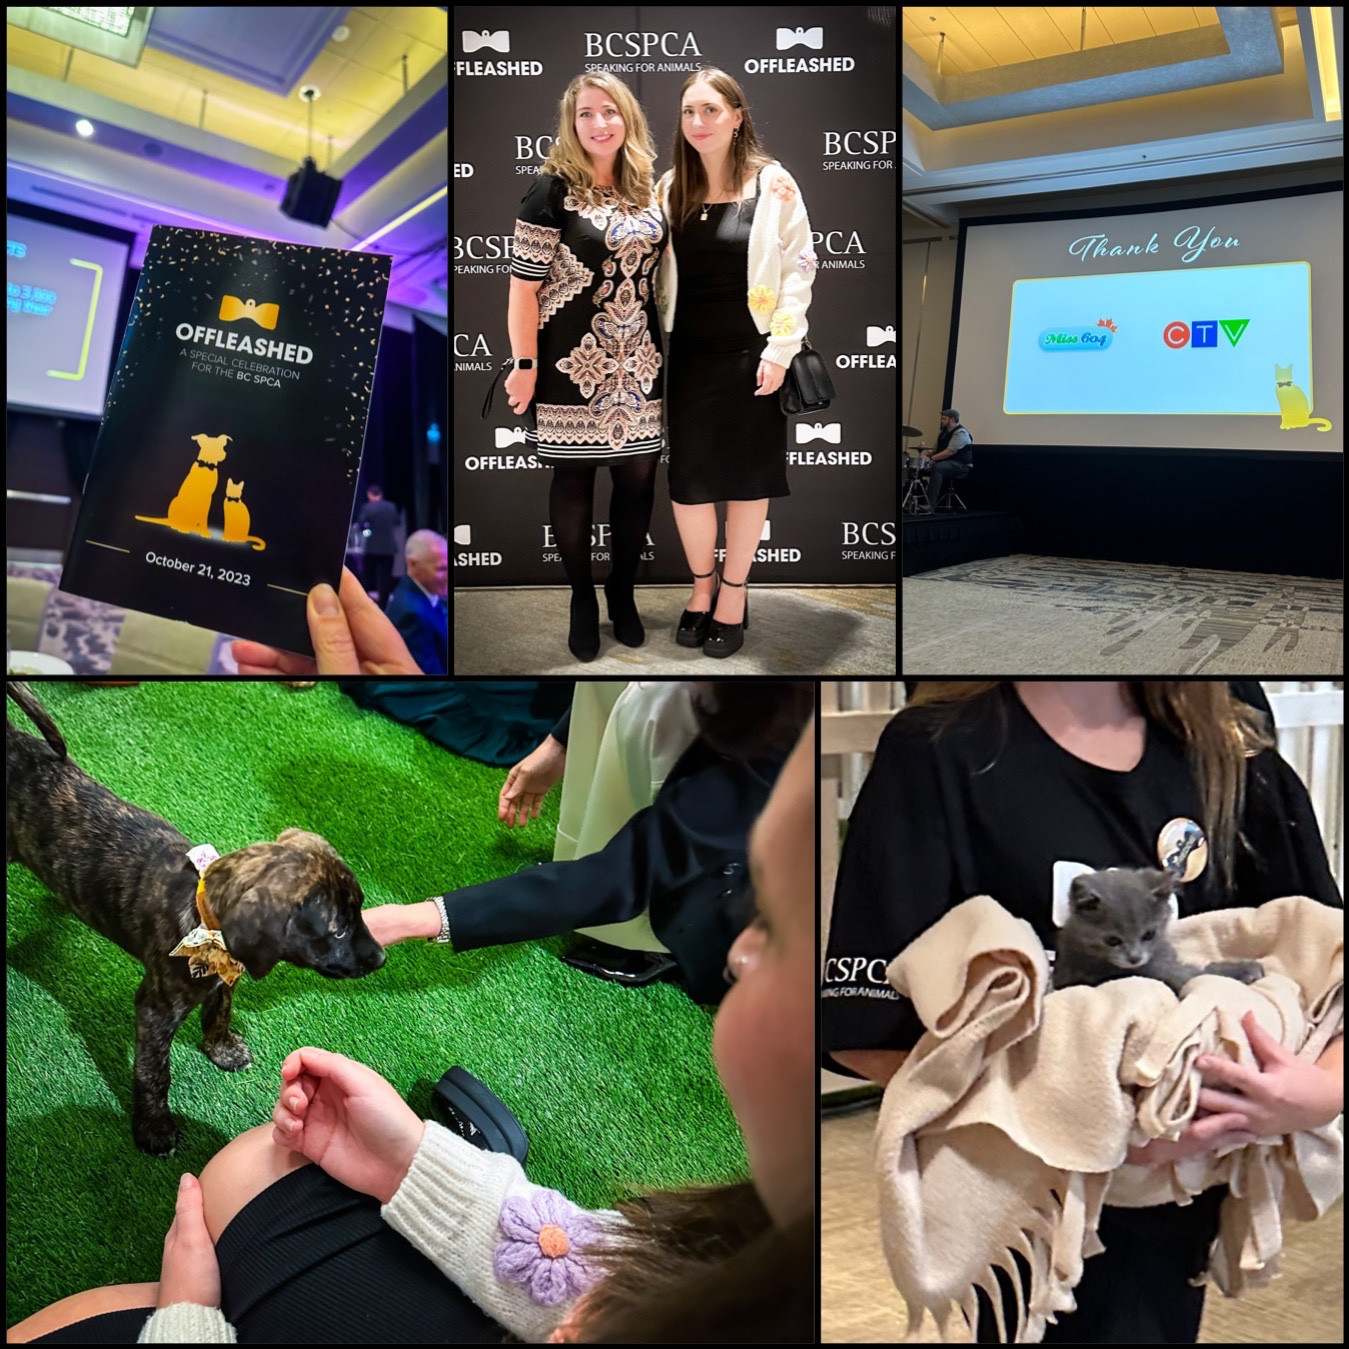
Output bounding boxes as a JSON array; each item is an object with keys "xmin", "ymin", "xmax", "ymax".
[{"xmin": 170, "ymin": 875, "xmax": 245, "ymax": 986}]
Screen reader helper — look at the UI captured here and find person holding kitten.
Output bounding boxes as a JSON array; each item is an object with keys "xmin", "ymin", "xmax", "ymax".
[{"xmin": 822, "ymin": 680, "xmax": 1343, "ymax": 1344}]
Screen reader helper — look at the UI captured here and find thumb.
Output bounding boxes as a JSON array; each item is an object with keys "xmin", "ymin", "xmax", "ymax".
[
  {"xmin": 306, "ymin": 583, "xmax": 361, "ymax": 674},
  {"xmin": 176, "ymin": 1172, "xmax": 206, "ymax": 1222},
  {"xmin": 336, "ymin": 567, "xmax": 423, "ymax": 672}
]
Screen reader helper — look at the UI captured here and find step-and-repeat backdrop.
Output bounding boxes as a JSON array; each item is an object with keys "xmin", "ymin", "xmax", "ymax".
[{"xmin": 454, "ymin": 7, "xmax": 896, "ymax": 585}]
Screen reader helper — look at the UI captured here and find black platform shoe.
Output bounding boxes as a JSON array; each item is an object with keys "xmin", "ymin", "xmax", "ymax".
[
  {"xmin": 675, "ymin": 567, "xmax": 719, "ymax": 647},
  {"xmin": 568, "ymin": 589, "xmax": 600, "ymax": 662},
  {"xmin": 703, "ymin": 577, "xmax": 748, "ymax": 659},
  {"xmin": 603, "ymin": 576, "xmax": 645, "ymax": 647}
]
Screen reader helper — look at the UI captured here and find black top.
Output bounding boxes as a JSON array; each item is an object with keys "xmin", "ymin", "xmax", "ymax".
[{"xmin": 822, "ymin": 684, "xmax": 1342, "ymax": 1076}]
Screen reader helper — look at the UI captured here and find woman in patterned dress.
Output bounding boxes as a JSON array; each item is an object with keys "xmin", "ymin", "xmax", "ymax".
[
  {"xmin": 656, "ymin": 69, "xmax": 816, "ymax": 658},
  {"xmin": 505, "ymin": 72, "xmax": 668, "ymax": 662}
]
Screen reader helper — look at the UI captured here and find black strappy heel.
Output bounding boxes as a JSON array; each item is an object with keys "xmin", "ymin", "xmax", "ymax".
[
  {"xmin": 703, "ymin": 576, "xmax": 748, "ymax": 658},
  {"xmin": 675, "ymin": 567, "xmax": 719, "ymax": 648}
]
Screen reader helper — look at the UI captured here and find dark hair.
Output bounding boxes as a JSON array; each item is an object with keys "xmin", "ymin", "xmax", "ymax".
[
  {"xmin": 367, "ymin": 484, "xmax": 382, "ymax": 496},
  {"xmin": 692, "ymin": 682, "xmax": 815, "ymax": 760},
  {"xmin": 576, "ymin": 1183, "xmax": 813, "ymax": 1343},
  {"xmin": 666, "ymin": 68, "xmax": 777, "ymax": 231}
]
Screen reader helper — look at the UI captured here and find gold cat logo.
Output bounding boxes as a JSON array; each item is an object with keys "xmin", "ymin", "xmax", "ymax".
[{"xmin": 219, "ymin": 295, "xmax": 280, "ymax": 330}]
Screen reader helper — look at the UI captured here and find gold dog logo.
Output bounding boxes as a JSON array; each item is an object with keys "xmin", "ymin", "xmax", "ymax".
[{"xmin": 219, "ymin": 295, "xmax": 280, "ymax": 330}]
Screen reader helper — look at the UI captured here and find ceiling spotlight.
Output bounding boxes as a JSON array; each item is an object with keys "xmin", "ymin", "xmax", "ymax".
[{"xmin": 75, "ymin": 118, "xmax": 94, "ymax": 136}]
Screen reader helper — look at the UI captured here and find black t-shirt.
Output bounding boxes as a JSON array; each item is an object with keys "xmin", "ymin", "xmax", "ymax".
[{"xmin": 822, "ymin": 684, "xmax": 1342, "ymax": 1077}]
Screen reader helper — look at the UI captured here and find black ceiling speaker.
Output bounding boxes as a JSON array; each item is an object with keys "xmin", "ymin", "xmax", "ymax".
[
  {"xmin": 281, "ymin": 156, "xmax": 342, "ymax": 227},
  {"xmin": 282, "ymin": 86, "xmax": 341, "ymax": 227}
]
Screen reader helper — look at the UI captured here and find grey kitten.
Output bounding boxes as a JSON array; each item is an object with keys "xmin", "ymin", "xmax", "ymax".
[{"xmin": 1051, "ymin": 867, "xmax": 1264, "ymax": 994}]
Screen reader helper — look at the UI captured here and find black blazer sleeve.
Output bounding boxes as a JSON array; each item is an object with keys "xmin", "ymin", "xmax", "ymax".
[
  {"xmin": 444, "ymin": 740, "xmax": 778, "ymax": 951},
  {"xmin": 550, "ymin": 706, "xmax": 572, "ymax": 749}
]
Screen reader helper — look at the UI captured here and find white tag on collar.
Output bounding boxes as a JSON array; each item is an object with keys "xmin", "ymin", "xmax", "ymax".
[{"xmin": 187, "ymin": 844, "xmax": 220, "ymax": 875}]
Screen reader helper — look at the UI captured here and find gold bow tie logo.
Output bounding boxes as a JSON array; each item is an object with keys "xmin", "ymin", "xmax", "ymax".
[{"xmin": 219, "ymin": 295, "xmax": 280, "ymax": 330}]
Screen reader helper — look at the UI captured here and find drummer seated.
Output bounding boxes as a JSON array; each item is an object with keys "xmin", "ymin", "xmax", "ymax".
[{"xmin": 920, "ymin": 412, "xmax": 973, "ymax": 511}]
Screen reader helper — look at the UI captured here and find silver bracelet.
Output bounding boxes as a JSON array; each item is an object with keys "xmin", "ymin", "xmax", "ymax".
[{"xmin": 429, "ymin": 894, "xmax": 452, "ymax": 944}]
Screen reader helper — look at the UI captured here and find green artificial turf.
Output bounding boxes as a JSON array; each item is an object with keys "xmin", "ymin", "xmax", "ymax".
[{"xmin": 5, "ymin": 680, "xmax": 746, "ymax": 1326}]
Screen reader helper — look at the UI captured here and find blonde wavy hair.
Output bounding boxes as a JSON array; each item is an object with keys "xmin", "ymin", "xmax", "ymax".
[
  {"xmin": 664, "ymin": 68, "xmax": 777, "ymax": 231},
  {"xmin": 905, "ymin": 681, "xmax": 1276, "ymax": 889},
  {"xmin": 539, "ymin": 71, "xmax": 657, "ymax": 210}
]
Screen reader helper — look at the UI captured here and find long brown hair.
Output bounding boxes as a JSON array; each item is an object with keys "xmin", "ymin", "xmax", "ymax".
[
  {"xmin": 906, "ymin": 682, "xmax": 1275, "ymax": 888},
  {"xmin": 665, "ymin": 68, "xmax": 777, "ymax": 231},
  {"xmin": 575, "ymin": 1183, "xmax": 812, "ymax": 1342},
  {"xmin": 539, "ymin": 71, "xmax": 658, "ymax": 210}
]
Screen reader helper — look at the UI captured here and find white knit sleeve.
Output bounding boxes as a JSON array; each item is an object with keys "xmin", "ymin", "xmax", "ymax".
[
  {"xmin": 137, "ymin": 1301, "xmax": 237, "ymax": 1342},
  {"xmin": 381, "ymin": 1120, "xmax": 627, "ymax": 1343},
  {"xmin": 760, "ymin": 166, "xmax": 817, "ymax": 368}
]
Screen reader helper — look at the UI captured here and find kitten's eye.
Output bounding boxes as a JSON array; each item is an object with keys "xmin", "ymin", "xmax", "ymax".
[
  {"xmin": 1105, "ymin": 936, "xmax": 1121, "ymax": 946},
  {"xmin": 1142, "ymin": 930, "xmax": 1155, "ymax": 941},
  {"xmin": 333, "ymin": 927, "xmax": 348, "ymax": 940}
]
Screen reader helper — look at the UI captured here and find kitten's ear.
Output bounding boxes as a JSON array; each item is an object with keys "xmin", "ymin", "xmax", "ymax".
[
  {"xmin": 1069, "ymin": 874, "xmax": 1102, "ymax": 911},
  {"xmin": 1140, "ymin": 867, "xmax": 1176, "ymax": 901}
]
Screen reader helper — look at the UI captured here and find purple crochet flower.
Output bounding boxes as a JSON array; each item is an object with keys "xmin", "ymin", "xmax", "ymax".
[{"xmin": 494, "ymin": 1188, "xmax": 602, "ymax": 1307}]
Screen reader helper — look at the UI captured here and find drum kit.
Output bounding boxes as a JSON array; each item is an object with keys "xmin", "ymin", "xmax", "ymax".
[{"xmin": 901, "ymin": 424, "xmax": 933, "ymax": 514}]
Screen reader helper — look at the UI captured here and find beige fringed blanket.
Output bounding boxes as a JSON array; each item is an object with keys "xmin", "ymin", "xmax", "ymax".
[{"xmin": 875, "ymin": 895, "xmax": 1344, "ymax": 1343}]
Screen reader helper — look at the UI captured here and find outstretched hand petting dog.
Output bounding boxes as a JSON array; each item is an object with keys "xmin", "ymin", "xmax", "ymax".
[{"xmin": 233, "ymin": 566, "xmax": 423, "ymax": 675}]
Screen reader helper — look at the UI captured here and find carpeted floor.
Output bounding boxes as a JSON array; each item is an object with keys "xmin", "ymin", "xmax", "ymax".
[
  {"xmin": 6, "ymin": 680, "xmax": 744, "ymax": 1327},
  {"xmin": 454, "ymin": 585, "xmax": 896, "ymax": 674},
  {"xmin": 903, "ymin": 555, "xmax": 1343, "ymax": 674}
]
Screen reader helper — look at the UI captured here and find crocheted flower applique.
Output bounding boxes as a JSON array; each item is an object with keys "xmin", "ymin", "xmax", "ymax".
[
  {"xmin": 494, "ymin": 1189, "xmax": 603, "ymax": 1307},
  {"xmin": 796, "ymin": 248, "xmax": 817, "ymax": 277},
  {"xmin": 770, "ymin": 309, "xmax": 797, "ymax": 338},
  {"xmin": 771, "ymin": 176, "xmax": 798, "ymax": 202},
  {"xmin": 748, "ymin": 285, "xmax": 777, "ymax": 315}
]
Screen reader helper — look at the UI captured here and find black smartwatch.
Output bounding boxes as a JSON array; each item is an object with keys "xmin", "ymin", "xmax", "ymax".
[{"xmin": 512, "ymin": 357, "xmax": 537, "ymax": 370}]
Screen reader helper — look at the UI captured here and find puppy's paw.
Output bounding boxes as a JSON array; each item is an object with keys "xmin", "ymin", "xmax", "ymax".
[
  {"xmin": 204, "ymin": 1034, "xmax": 253, "ymax": 1072},
  {"xmin": 134, "ymin": 1115, "xmax": 181, "ymax": 1157}
]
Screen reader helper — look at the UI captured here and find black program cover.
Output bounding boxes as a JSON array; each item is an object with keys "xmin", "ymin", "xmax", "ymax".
[{"xmin": 60, "ymin": 225, "xmax": 392, "ymax": 657}]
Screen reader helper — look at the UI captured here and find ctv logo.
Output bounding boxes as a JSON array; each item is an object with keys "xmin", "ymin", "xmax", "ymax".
[{"xmin": 1163, "ymin": 319, "xmax": 1249, "ymax": 349}]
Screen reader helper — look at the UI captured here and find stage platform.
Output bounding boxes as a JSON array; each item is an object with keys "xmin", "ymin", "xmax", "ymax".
[{"xmin": 902, "ymin": 509, "xmax": 1023, "ymax": 577}]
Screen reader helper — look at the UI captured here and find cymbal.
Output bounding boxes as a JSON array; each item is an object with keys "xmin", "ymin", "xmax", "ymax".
[{"xmin": 902, "ymin": 425, "xmax": 922, "ymax": 437}]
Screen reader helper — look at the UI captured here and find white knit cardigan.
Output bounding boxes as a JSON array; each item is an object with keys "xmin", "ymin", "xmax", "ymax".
[{"xmin": 654, "ymin": 161, "xmax": 818, "ymax": 370}]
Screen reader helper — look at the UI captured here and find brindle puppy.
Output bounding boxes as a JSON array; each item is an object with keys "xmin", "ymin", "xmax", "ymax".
[{"xmin": 5, "ymin": 681, "xmax": 385, "ymax": 1156}]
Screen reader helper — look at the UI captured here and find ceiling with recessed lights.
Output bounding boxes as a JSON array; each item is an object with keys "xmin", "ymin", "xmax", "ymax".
[{"xmin": 6, "ymin": 6, "xmax": 448, "ymax": 316}]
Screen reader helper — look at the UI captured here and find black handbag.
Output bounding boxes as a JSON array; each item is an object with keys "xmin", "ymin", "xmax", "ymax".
[{"xmin": 778, "ymin": 337, "xmax": 835, "ymax": 414}]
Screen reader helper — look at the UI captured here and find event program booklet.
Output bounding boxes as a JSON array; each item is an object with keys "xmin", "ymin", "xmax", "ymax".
[{"xmin": 60, "ymin": 226, "xmax": 392, "ymax": 656}]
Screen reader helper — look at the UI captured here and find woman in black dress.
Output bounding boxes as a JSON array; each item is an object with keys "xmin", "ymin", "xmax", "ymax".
[
  {"xmin": 656, "ymin": 68, "xmax": 817, "ymax": 658},
  {"xmin": 505, "ymin": 72, "xmax": 668, "ymax": 662}
]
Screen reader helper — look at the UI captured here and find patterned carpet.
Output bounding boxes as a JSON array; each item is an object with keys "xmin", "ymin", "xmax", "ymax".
[{"xmin": 903, "ymin": 555, "xmax": 1343, "ymax": 675}]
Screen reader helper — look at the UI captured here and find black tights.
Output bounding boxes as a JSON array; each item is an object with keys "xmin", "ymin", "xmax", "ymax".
[{"xmin": 548, "ymin": 456, "xmax": 658, "ymax": 597}]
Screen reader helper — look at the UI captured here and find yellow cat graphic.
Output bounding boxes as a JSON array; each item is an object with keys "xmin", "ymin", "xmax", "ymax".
[
  {"xmin": 135, "ymin": 433, "xmax": 231, "ymax": 536},
  {"xmin": 1274, "ymin": 363, "xmax": 1332, "ymax": 431},
  {"xmin": 221, "ymin": 478, "xmax": 267, "ymax": 550}
]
